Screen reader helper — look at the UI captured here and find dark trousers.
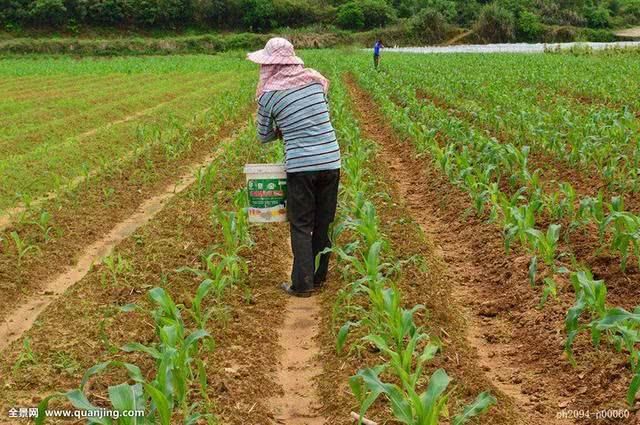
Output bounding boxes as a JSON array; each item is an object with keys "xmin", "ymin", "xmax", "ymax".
[
  {"xmin": 287, "ymin": 169, "xmax": 340, "ymax": 293},
  {"xmin": 374, "ymin": 54, "xmax": 380, "ymax": 69}
]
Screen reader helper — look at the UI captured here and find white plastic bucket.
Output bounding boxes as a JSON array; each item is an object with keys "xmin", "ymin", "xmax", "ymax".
[{"xmin": 243, "ymin": 163, "xmax": 287, "ymax": 223}]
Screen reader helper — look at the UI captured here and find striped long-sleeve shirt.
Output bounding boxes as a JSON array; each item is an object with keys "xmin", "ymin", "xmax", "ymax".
[{"xmin": 256, "ymin": 83, "xmax": 341, "ymax": 173}]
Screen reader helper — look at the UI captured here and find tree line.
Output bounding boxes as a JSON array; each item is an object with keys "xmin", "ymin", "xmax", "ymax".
[{"xmin": 1, "ymin": 0, "xmax": 639, "ymax": 42}]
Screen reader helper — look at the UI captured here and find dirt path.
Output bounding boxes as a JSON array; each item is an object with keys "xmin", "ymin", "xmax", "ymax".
[
  {"xmin": 272, "ymin": 297, "xmax": 325, "ymax": 424},
  {"xmin": 344, "ymin": 75, "xmax": 579, "ymax": 424},
  {"xmin": 615, "ymin": 27, "xmax": 640, "ymax": 38},
  {"xmin": 0, "ymin": 136, "xmax": 232, "ymax": 352},
  {"xmin": 444, "ymin": 30, "xmax": 474, "ymax": 45},
  {"xmin": 270, "ymin": 240, "xmax": 326, "ymax": 425}
]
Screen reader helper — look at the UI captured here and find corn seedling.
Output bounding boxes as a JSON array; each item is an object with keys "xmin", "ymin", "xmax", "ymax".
[
  {"xmin": 102, "ymin": 187, "xmax": 115, "ymax": 204},
  {"xmin": 12, "ymin": 337, "xmax": 37, "ymax": 374},
  {"xmin": 32, "ymin": 210, "xmax": 54, "ymax": 242},
  {"xmin": 11, "ymin": 231, "xmax": 39, "ymax": 270},
  {"xmin": 101, "ymin": 253, "xmax": 132, "ymax": 286},
  {"xmin": 350, "ymin": 365, "xmax": 496, "ymax": 425}
]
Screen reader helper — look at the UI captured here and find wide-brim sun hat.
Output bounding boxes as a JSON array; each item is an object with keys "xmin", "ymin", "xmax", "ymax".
[{"xmin": 247, "ymin": 37, "xmax": 304, "ymax": 65}]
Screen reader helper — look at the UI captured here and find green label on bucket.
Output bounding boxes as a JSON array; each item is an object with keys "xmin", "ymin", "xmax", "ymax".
[{"xmin": 247, "ymin": 178, "xmax": 287, "ymax": 208}]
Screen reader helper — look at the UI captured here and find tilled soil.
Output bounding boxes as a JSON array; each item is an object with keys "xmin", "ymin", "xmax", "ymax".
[
  {"xmin": 0, "ymin": 106, "xmax": 249, "ymax": 325},
  {"xmin": 344, "ymin": 74, "xmax": 637, "ymax": 424},
  {"xmin": 421, "ymin": 76, "xmax": 640, "ymax": 332},
  {"xmin": 0, "ymin": 128, "xmax": 289, "ymax": 425},
  {"xmin": 414, "ymin": 85, "xmax": 640, "ymax": 314},
  {"xmin": 0, "ymin": 135, "xmax": 233, "ymax": 351}
]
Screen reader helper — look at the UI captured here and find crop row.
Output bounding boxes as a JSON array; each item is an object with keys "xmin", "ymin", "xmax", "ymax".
[
  {"xmin": 1, "ymin": 73, "xmax": 203, "ymax": 140},
  {"xmin": 322, "ymin": 66, "xmax": 496, "ymax": 424},
  {"xmin": 0, "ymin": 81, "xmax": 254, "ymax": 313},
  {"xmin": 368, "ymin": 69, "xmax": 640, "ymax": 277},
  {"xmin": 350, "ymin": 59, "xmax": 640, "ymax": 405},
  {"xmin": 0, "ymin": 72, "xmax": 255, "ymax": 213},
  {"xmin": 27, "ymin": 124, "xmax": 281, "ymax": 424},
  {"xmin": 374, "ymin": 54, "xmax": 639, "ymax": 193}
]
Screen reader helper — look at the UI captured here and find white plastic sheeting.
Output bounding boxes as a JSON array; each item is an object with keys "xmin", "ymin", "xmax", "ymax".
[{"xmin": 384, "ymin": 41, "xmax": 640, "ymax": 54}]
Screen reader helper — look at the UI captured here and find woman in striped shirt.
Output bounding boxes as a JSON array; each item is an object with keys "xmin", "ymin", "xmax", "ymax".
[{"xmin": 248, "ymin": 38, "xmax": 341, "ymax": 298}]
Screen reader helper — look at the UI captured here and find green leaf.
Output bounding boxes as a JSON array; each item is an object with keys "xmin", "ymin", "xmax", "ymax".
[
  {"xmin": 80, "ymin": 361, "xmax": 144, "ymax": 390},
  {"xmin": 184, "ymin": 329, "xmax": 211, "ymax": 350},
  {"xmin": 528, "ymin": 256, "xmax": 538, "ymax": 287},
  {"xmin": 144, "ymin": 383, "xmax": 171, "ymax": 425},
  {"xmin": 35, "ymin": 393, "xmax": 65, "ymax": 425},
  {"xmin": 628, "ymin": 371, "xmax": 640, "ymax": 406},
  {"xmin": 65, "ymin": 390, "xmax": 112, "ymax": 425},
  {"xmin": 420, "ymin": 369, "xmax": 450, "ymax": 417},
  {"xmin": 453, "ymin": 392, "xmax": 497, "ymax": 425},
  {"xmin": 196, "ymin": 358, "xmax": 208, "ymax": 398},
  {"xmin": 121, "ymin": 343, "xmax": 161, "ymax": 359},
  {"xmin": 337, "ymin": 321, "xmax": 355, "ymax": 354},
  {"xmin": 596, "ymin": 307, "xmax": 640, "ymax": 328},
  {"xmin": 352, "ymin": 367, "xmax": 390, "ymax": 417},
  {"xmin": 108, "ymin": 384, "xmax": 137, "ymax": 425}
]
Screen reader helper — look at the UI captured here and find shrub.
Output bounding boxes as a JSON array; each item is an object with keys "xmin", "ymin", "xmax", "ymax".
[
  {"xmin": 621, "ymin": 0, "xmax": 640, "ymax": 22},
  {"xmin": 455, "ymin": 0, "xmax": 480, "ymax": 26},
  {"xmin": 122, "ymin": 0, "xmax": 192, "ymax": 27},
  {"xmin": 578, "ymin": 27, "xmax": 616, "ymax": 41},
  {"xmin": 517, "ymin": 10, "xmax": 543, "ymax": 41},
  {"xmin": 585, "ymin": 6, "xmax": 611, "ymax": 28},
  {"xmin": 242, "ymin": 0, "xmax": 277, "ymax": 31},
  {"xmin": 474, "ymin": 3, "xmax": 516, "ymax": 43},
  {"xmin": 273, "ymin": 0, "xmax": 318, "ymax": 27},
  {"xmin": 543, "ymin": 25, "xmax": 577, "ymax": 42},
  {"xmin": 409, "ymin": 8, "xmax": 450, "ymax": 44},
  {"xmin": 86, "ymin": 0, "xmax": 124, "ymax": 25},
  {"xmin": 29, "ymin": 0, "xmax": 67, "ymax": 25},
  {"xmin": 336, "ymin": 1, "xmax": 364, "ymax": 29},
  {"xmin": 420, "ymin": 0, "xmax": 456, "ymax": 22},
  {"xmin": 360, "ymin": 0, "xmax": 396, "ymax": 28},
  {"xmin": 192, "ymin": 0, "xmax": 228, "ymax": 26}
]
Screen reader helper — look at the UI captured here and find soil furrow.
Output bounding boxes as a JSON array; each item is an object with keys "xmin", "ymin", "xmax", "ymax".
[
  {"xmin": 0, "ymin": 110, "xmax": 250, "ymax": 324},
  {"xmin": 270, "ymin": 239, "xmax": 326, "ymax": 425},
  {"xmin": 0, "ymin": 97, "xmax": 199, "ymax": 231},
  {"xmin": 0, "ymin": 127, "xmax": 286, "ymax": 424},
  {"xmin": 0, "ymin": 134, "xmax": 234, "ymax": 352},
  {"xmin": 345, "ymin": 75, "xmax": 583, "ymax": 424}
]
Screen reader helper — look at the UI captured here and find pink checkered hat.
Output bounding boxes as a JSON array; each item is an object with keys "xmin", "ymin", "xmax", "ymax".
[{"xmin": 247, "ymin": 37, "xmax": 304, "ymax": 65}]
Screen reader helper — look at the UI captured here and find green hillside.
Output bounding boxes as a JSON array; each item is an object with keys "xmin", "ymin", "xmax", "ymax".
[{"xmin": 1, "ymin": 0, "xmax": 640, "ymax": 44}]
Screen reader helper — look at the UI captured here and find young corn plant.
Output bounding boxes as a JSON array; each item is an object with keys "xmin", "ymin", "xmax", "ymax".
[
  {"xmin": 101, "ymin": 253, "xmax": 132, "ymax": 286},
  {"xmin": 503, "ymin": 201, "xmax": 539, "ymax": 254},
  {"xmin": 12, "ymin": 337, "xmax": 38, "ymax": 374},
  {"xmin": 194, "ymin": 162, "xmax": 219, "ymax": 198},
  {"xmin": 350, "ymin": 357, "xmax": 496, "ymax": 425},
  {"xmin": 589, "ymin": 306, "xmax": 640, "ymax": 404},
  {"xmin": 122, "ymin": 287, "xmax": 212, "ymax": 413},
  {"xmin": 526, "ymin": 224, "xmax": 566, "ymax": 306},
  {"xmin": 603, "ymin": 197, "xmax": 640, "ymax": 272},
  {"xmin": 11, "ymin": 231, "xmax": 39, "ymax": 270},
  {"xmin": 37, "ymin": 291, "xmax": 212, "ymax": 423},
  {"xmin": 210, "ymin": 207, "xmax": 250, "ymax": 285},
  {"xmin": 32, "ymin": 211, "xmax": 55, "ymax": 242},
  {"xmin": 178, "ymin": 254, "xmax": 231, "ymax": 329},
  {"xmin": 576, "ymin": 192, "xmax": 607, "ymax": 243},
  {"xmin": 564, "ymin": 270, "xmax": 607, "ymax": 364},
  {"xmin": 545, "ymin": 183, "xmax": 577, "ymax": 221}
]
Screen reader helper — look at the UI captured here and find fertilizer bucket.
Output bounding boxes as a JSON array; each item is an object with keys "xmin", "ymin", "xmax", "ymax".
[{"xmin": 243, "ymin": 164, "xmax": 287, "ymax": 223}]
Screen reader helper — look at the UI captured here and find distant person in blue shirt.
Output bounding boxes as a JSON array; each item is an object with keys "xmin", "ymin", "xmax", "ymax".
[{"xmin": 373, "ymin": 39, "xmax": 384, "ymax": 69}]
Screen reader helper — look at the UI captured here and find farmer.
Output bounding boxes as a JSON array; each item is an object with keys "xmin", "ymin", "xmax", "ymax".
[
  {"xmin": 373, "ymin": 39, "xmax": 384, "ymax": 69},
  {"xmin": 247, "ymin": 38, "xmax": 341, "ymax": 298}
]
